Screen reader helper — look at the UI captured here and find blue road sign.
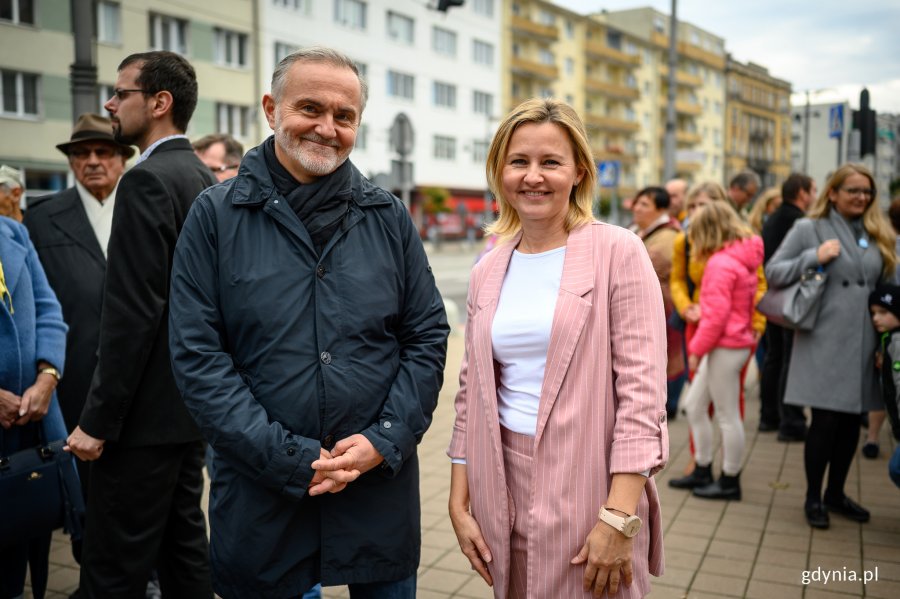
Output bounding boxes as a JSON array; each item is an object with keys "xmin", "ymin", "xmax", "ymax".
[
  {"xmin": 829, "ymin": 104, "xmax": 844, "ymax": 139},
  {"xmin": 597, "ymin": 160, "xmax": 620, "ymax": 188}
]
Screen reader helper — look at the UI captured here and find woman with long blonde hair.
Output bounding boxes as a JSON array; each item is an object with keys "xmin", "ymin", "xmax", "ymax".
[{"xmin": 767, "ymin": 163, "xmax": 896, "ymax": 529}]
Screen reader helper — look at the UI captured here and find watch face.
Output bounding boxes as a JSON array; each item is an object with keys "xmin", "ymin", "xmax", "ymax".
[{"xmin": 623, "ymin": 518, "xmax": 642, "ymax": 537}]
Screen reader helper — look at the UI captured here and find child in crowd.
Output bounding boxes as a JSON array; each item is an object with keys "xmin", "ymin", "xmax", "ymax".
[
  {"xmin": 868, "ymin": 284, "xmax": 900, "ymax": 488},
  {"xmin": 668, "ymin": 202, "xmax": 763, "ymax": 500}
]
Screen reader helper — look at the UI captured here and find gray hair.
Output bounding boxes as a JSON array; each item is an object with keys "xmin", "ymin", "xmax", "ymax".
[
  {"xmin": 270, "ymin": 46, "xmax": 368, "ymax": 113},
  {"xmin": 729, "ymin": 169, "xmax": 761, "ymax": 192}
]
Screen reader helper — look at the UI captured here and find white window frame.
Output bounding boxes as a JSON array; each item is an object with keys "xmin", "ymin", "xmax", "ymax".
[
  {"xmin": 149, "ymin": 13, "xmax": 188, "ymax": 55},
  {"xmin": 272, "ymin": 0, "xmax": 312, "ymax": 14},
  {"xmin": 0, "ymin": 69, "xmax": 40, "ymax": 119},
  {"xmin": 473, "ymin": 90, "xmax": 492, "ymax": 116},
  {"xmin": 0, "ymin": 0, "xmax": 36, "ymax": 25},
  {"xmin": 387, "ymin": 70, "xmax": 414, "ymax": 100},
  {"xmin": 432, "ymin": 26, "xmax": 457, "ymax": 57},
  {"xmin": 472, "ymin": 39, "xmax": 494, "ymax": 66},
  {"xmin": 334, "ymin": 0, "xmax": 366, "ymax": 30},
  {"xmin": 433, "ymin": 135, "xmax": 456, "ymax": 160},
  {"xmin": 473, "ymin": 0, "xmax": 493, "ymax": 17},
  {"xmin": 274, "ymin": 41, "xmax": 299, "ymax": 66},
  {"xmin": 386, "ymin": 10, "xmax": 414, "ymax": 45},
  {"xmin": 95, "ymin": 1, "xmax": 120, "ymax": 44},
  {"xmin": 97, "ymin": 83, "xmax": 114, "ymax": 114},
  {"xmin": 355, "ymin": 123, "xmax": 368, "ymax": 150},
  {"xmin": 472, "ymin": 139, "xmax": 489, "ymax": 163},
  {"xmin": 214, "ymin": 28, "xmax": 249, "ymax": 68},
  {"xmin": 433, "ymin": 81, "xmax": 456, "ymax": 109},
  {"xmin": 216, "ymin": 103, "xmax": 249, "ymax": 139},
  {"xmin": 539, "ymin": 49, "xmax": 554, "ymax": 66}
]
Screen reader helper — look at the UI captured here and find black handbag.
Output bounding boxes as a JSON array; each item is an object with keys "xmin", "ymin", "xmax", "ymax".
[{"xmin": 0, "ymin": 422, "xmax": 85, "ymax": 550}]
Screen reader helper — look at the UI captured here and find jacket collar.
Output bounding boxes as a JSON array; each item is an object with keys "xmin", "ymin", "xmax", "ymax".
[{"xmin": 229, "ymin": 140, "xmax": 393, "ymax": 209}]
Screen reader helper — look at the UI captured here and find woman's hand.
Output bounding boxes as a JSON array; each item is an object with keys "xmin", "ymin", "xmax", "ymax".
[
  {"xmin": 684, "ymin": 303, "xmax": 701, "ymax": 323},
  {"xmin": 0, "ymin": 388, "xmax": 21, "ymax": 429},
  {"xmin": 571, "ymin": 520, "xmax": 634, "ymax": 597},
  {"xmin": 15, "ymin": 372, "xmax": 57, "ymax": 425},
  {"xmin": 688, "ymin": 354, "xmax": 700, "ymax": 373},
  {"xmin": 449, "ymin": 504, "xmax": 493, "ymax": 585},
  {"xmin": 817, "ymin": 239, "xmax": 841, "ymax": 265}
]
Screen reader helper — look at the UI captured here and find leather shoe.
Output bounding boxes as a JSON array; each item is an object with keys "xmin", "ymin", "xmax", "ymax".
[
  {"xmin": 777, "ymin": 429, "xmax": 806, "ymax": 442},
  {"xmin": 758, "ymin": 420, "xmax": 778, "ymax": 432},
  {"xmin": 824, "ymin": 495, "xmax": 870, "ymax": 522},
  {"xmin": 805, "ymin": 502, "xmax": 829, "ymax": 529}
]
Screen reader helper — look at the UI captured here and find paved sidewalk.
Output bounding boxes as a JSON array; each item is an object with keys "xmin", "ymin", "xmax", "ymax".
[{"xmin": 34, "ymin": 330, "xmax": 900, "ymax": 598}]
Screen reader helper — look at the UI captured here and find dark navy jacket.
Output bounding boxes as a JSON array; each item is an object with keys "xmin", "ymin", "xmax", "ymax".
[{"xmin": 169, "ymin": 144, "xmax": 449, "ymax": 598}]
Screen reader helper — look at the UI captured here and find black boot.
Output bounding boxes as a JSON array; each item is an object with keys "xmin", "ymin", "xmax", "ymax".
[
  {"xmin": 693, "ymin": 472, "xmax": 742, "ymax": 501},
  {"xmin": 668, "ymin": 464, "xmax": 713, "ymax": 489}
]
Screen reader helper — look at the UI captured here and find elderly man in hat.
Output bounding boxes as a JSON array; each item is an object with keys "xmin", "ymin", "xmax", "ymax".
[
  {"xmin": 23, "ymin": 112, "xmax": 134, "ymax": 570},
  {"xmin": 0, "ymin": 165, "xmax": 25, "ymax": 221}
]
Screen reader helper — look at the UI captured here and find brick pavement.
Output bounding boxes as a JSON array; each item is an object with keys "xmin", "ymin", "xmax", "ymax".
[{"xmin": 32, "ymin": 329, "xmax": 900, "ymax": 598}]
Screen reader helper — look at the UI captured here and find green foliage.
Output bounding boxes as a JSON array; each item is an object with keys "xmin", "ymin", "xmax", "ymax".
[{"xmin": 422, "ymin": 187, "xmax": 452, "ymax": 215}]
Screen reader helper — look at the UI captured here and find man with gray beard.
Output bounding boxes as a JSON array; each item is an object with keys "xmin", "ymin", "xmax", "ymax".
[{"xmin": 168, "ymin": 47, "xmax": 449, "ymax": 598}]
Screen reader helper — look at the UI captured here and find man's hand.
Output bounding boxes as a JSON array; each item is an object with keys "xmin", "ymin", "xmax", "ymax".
[
  {"xmin": 0, "ymin": 388, "xmax": 21, "ymax": 429},
  {"xmin": 15, "ymin": 372, "xmax": 57, "ymax": 425},
  {"xmin": 309, "ymin": 434, "xmax": 384, "ymax": 496},
  {"xmin": 65, "ymin": 426, "xmax": 106, "ymax": 461}
]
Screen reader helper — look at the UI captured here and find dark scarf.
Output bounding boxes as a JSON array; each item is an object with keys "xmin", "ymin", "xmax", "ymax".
[{"xmin": 263, "ymin": 136, "xmax": 352, "ymax": 255}]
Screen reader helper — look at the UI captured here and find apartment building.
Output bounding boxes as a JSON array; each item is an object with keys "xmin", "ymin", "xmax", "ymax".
[
  {"xmin": 0, "ymin": 0, "xmax": 256, "ymax": 196},
  {"xmin": 724, "ymin": 57, "xmax": 792, "ymax": 189},
  {"xmin": 261, "ymin": 0, "xmax": 502, "ymax": 221},
  {"xmin": 790, "ymin": 100, "xmax": 852, "ymax": 191},
  {"xmin": 504, "ymin": 0, "xmax": 644, "ymax": 199}
]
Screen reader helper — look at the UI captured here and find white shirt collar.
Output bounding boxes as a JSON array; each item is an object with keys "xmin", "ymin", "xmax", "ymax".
[{"xmin": 137, "ymin": 134, "xmax": 188, "ymax": 164}]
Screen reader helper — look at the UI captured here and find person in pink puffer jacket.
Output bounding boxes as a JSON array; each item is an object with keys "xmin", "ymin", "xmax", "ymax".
[{"xmin": 679, "ymin": 202, "xmax": 764, "ymax": 501}]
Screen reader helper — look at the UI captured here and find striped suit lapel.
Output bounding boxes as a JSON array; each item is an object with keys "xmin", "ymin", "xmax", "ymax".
[{"xmin": 535, "ymin": 224, "xmax": 595, "ymax": 446}]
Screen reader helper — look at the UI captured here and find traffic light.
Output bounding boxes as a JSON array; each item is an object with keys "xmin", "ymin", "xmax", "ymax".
[{"xmin": 437, "ymin": 0, "xmax": 465, "ymax": 12}]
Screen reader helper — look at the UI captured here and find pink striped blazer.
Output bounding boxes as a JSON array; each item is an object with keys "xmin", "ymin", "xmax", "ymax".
[{"xmin": 448, "ymin": 222, "xmax": 669, "ymax": 598}]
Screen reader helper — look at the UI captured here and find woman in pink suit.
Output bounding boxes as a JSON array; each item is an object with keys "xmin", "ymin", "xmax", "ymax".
[{"xmin": 448, "ymin": 98, "xmax": 669, "ymax": 599}]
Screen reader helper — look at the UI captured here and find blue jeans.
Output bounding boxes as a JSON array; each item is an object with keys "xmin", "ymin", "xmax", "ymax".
[
  {"xmin": 890, "ymin": 445, "xmax": 900, "ymax": 488},
  {"xmin": 347, "ymin": 573, "xmax": 416, "ymax": 599}
]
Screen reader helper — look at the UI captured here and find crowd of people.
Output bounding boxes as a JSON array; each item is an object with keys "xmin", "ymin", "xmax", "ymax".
[{"xmin": 1, "ymin": 42, "xmax": 898, "ymax": 599}]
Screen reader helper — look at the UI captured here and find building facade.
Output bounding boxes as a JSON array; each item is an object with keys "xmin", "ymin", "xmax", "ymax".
[
  {"xmin": 790, "ymin": 100, "xmax": 852, "ymax": 192},
  {"xmin": 0, "ymin": 0, "xmax": 256, "ymax": 197},
  {"xmin": 724, "ymin": 57, "xmax": 791, "ymax": 190}
]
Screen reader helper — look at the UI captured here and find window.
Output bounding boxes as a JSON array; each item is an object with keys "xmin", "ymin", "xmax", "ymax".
[
  {"xmin": 214, "ymin": 28, "xmax": 248, "ymax": 68},
  {"xmin": 386, "ymin": 11, "xmax": 413, "ymax": 45},
  {"xmin": 355, "ymin": 61, "xmax": 368, "ymax": 85},
  {"xmin": 652, "ymin": 15, "xmax": 665, "ymax": 34},
  {"xmin": 472, "ymin": 140, "xmax": 489, "ymax": 163},
  {"xmin": 538, "ymin": 10, "xmax": 554, "ymax": 26},
  {"xmin": 0, "ymin": 0, "xmax": 35, "ymax": 25},
  {"xmin": 387, "ymin": 70, "xmax": 414, "ymax": 99},
  {"xmin": 149, "ymin": 13, "xmax": 188, "ymax": 54},
  {"xmin": 473, "ymin": 91, "xmax": 492, "ymax": 116},
  {"xmin": 433, "ymin": 81, "xmax": 456, "ymax": 109},
  {"xmin": 565, "ymin": 20, "xmax": 574, "ymax": 39},
  {"xmin": 97, "ymin": 83, "xmax": 113, "ymax": 113},
  {"xmin": 273, "ymin": 0, "xmax": 311, "ymax": 14},
  {"xmin": 355, "ymin": 123, "xmax": 368, "ymax": 150},
  {"xmin": 334, "ymin": 0, "xmax": 366, "ymax": 30},
  {"xmin": 539, "ymin": 49, "xmax": 554, "ymax": 66},
  {"xmin": 565, "ymin": 58, "xmax": 574, "ymax": 76},
  {"xmin": 95, "ymin": 1, "xmax": 120, "ymax": 43},
  {"xmin": 473, "ymin": 0, "xmax": 493, "ymax": 17},
  {"xmin": 539, "ymin": 87, "xmax": 552, "ymax": 99},
  {"xmin": 473, "ymin": 39, "xmax": 494, "ymax": 66},
  {"xmin": 433, "ymin": 135, "xmax": 456, "ymax": 160},
  {"xmin": 216, "ymin": 103, "xmax": 249, "ymax": 139},
  {"xmin": 714, "ymin": 101, "xmax": 722, "ymax": 114},
  {"xmin": 274, "ymin": 41, "xmax": 299, "ymax": 65},
  {"xmin": 606, "ymin": 30, "xmax": 622, "ymax": 50},
  {"xmin": 432, "ymin": 26, "xmax": 456, "ymax": 57},
  {"xmin": 1, "ymin": 69, "xmax": 39, "ymax": 118}
]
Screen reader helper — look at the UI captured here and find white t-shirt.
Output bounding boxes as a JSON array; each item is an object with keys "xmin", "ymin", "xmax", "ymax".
[{"xmin": 492, "ymin": 246, "xmax": 566, "ymax": 436}]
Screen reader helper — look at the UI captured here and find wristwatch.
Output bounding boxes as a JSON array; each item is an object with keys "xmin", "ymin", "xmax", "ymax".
[
  {"xmin": 599, "ymin": 506, "xmax": 642, "ymax": 538},
  {"xmin": 38, "ymin": 366, "xmax": 61, "ymax": 381}
]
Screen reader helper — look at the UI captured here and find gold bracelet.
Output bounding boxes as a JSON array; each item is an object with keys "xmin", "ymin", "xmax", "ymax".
[{"xmin": 38, "ymin": 367, "xmax": 61, "ymax": 381}]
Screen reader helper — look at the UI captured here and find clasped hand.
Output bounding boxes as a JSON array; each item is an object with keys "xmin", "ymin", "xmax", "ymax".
[
  {"xmin": 1, "ymin": 377, "xmax": 55, "ymax": 429},
  {"xmin": 308, "ymin": 433, "xmax": 384, "ymax": 496}
]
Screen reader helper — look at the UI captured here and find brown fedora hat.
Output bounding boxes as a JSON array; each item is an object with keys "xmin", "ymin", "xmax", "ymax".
[{"xmin": 56, "ymin": 113, "xmax": 135, "ymax": 158}]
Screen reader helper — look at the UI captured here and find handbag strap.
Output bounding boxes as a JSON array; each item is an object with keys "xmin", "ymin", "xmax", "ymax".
[{"xmin": 0, "ymin": 419, "xmax": 55, "ymax": 461}]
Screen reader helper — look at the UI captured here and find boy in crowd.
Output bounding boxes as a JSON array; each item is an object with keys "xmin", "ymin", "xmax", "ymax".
[{"xmin": 868, "ymin": 284, "xmax": 900, "ymax": 487}]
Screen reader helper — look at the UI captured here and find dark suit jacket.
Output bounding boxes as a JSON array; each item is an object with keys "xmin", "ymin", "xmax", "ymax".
[
  {"xmin": 24, "ymin": 188, "xmax": 106, "ymax": 431},
  {"xmin": 79, "ymin": 138, "xmax": 216, "ymax": 446},
  {"xmin": 762, "ymin": 201, "xmax": 805, "ymax": 265}
]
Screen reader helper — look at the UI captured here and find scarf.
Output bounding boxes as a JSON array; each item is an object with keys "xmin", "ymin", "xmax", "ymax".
[
  {"xmin": 263, "ymin": 137, "xmax": 352, "ymax": 256},
  {"xmin": 0, "ymin": 255, "xmax": 11, "ymax": 314}
]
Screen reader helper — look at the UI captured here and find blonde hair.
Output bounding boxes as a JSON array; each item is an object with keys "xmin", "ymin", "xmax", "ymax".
[
  {"xmin": 748, "ymin": 187, "xmax": 782, "ymax": 233},
  {"xmin": 485, "ymin": 98, "xmax": 596, "ymax": 240},
  {"xmin": 685, "ymin": 181, "xmax": 728, "ymax": 211},
  {"xmin": 688, "ymin": 202, "xmax": 754, "ymax": 259},
  {"xmin": 809, "ymin": 163, "xmax": 897, "ymax": 276}
]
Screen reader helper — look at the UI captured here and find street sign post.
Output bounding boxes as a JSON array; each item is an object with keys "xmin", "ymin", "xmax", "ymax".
[
  {"xmin": 829, "ymin": 104, "xmax": 844, "ymax": 168},
  {"xmin": 597, "ymin": 160, "xmax": 621, "ymax": 224}
]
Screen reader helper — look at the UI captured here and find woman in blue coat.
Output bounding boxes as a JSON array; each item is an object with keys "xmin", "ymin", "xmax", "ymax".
[{"xmin": 0, "ymin": 215, "xmax": 68, "ymax": 599}]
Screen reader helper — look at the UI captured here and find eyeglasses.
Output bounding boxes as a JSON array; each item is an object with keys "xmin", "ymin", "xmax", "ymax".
[
  {"xmin": 209, "ymin": 164, "xmax": 240, "ymax": 173},
  {"xmin": 840, "ymin": 187, "xmax": 874, "ymax": 198},
  {"xmin": 112, "ymin": 88, "xmax": 147, "ymax": 100},
  {"xmin": 69, "ymin": 146, "xmax": 118, "ymax": 160}
]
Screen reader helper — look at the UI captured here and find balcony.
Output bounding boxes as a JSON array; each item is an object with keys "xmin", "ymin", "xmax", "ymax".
[
  {"xmin": 658, "ymin": 65, "xmax": 703, "ymax": 87},
  {"xmin": 676, "ymin": 160, "xmax": 704, "ymax": 173},
  {"xmin": 584, "ymin": 40, "xmax": 641, "ymax": 66},
  {"xmin": 585, "ymin": 78, "xmax": 640, "ymax": 101},
  {"xmin": 510, "ymin": 56, "xmax": 558, "ymax": 80},
  {"xmin": 674, "ymin": 101, "xmax": 703, "ymax": 116},
  {"xmin": 585, "ymin": 114, "xmax": 641, "ymax": 133},
  {"xmin": 592, "ymin": 148, "xmax": 638, "ymax": 165},
  {"xmin": 657, "ymin": 130, "xmax": 703, "ymax": 145},
  {"xmin": 648, "ymin": 32, "xmax": 726, "ymax": 70},
  {"xmin": 510, "ymin": 15, "xmax": 559, "ymax": 41}
]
